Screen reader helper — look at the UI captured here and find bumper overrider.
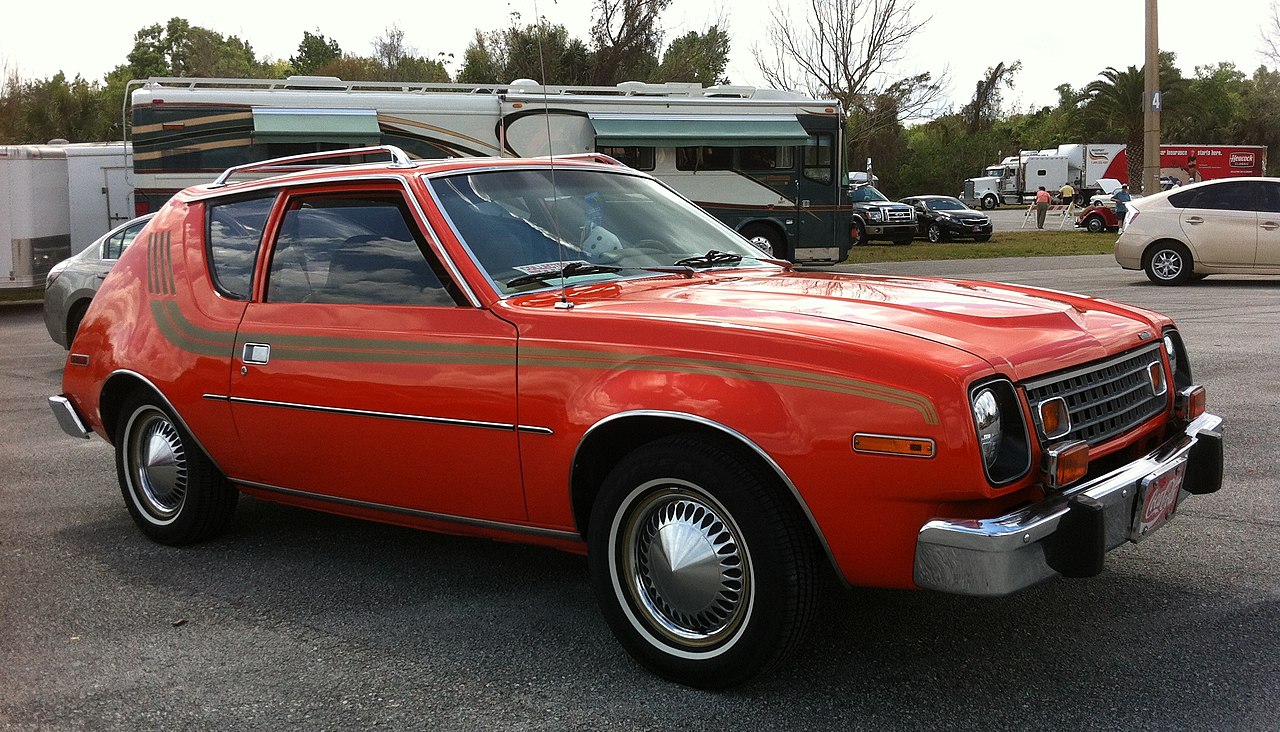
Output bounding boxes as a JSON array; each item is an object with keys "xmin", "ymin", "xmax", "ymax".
[{"xmin": 915, "ymin": 411, "xmax": 1224, "ymax": 596}]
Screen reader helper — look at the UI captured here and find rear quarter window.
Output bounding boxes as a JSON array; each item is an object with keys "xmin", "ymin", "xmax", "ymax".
[{"xmin": 207, "ymin": 195, "xmax": 276, "ymax": 298}]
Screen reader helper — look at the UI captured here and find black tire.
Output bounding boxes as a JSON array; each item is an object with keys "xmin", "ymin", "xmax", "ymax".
[
  {"xmin": 1143, "ymin": 241, "xmax": 1195, "ymax": 285},
  {"xmin": 981, "ymin": 194, "xmax": 998, "ymax": 210},
  {"xmin": 738, "ymin": 223, "xmax": 785, "ymax": 259},
  {"xmin": 1084, "ymin": 216, "xmax": 1106, "ymax": 234},
  {"xmin": 926, "ymin": 224, "xmax": 944, "ymax": 243},
  {"xmin": 115, "ymin": 392, "xmax": 238, "ymax": 545},
  {"xmin": 65, "ymin": 300, "xmax": 90, "ymax": 348},
  {"xmin": 588, "ymin": 435, "xmax": 818, "ymax": 689},
  {"xmin": 851, "ymin": 219, "xmax": 868, "ymax": 246}
]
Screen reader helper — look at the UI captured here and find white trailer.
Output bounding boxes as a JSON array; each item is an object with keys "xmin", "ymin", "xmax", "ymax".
[
  {"xmin": 0, "ymin": 142, "xmax": 134, "ymax": 289},
  {"xmin": 1, "ymin": 145, "xmax": 71, "ymax": 288}
]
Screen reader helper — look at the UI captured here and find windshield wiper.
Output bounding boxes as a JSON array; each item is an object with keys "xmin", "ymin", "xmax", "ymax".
[
  {"xmin": 672, "ymin": 250, "xmax": 744, "ymax": 268},
  {"xmin": 506, "ymin": 261, "xmax": 622, "ymax": 288}
]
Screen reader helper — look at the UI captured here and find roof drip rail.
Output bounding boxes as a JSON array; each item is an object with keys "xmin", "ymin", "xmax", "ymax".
[
  {"xmin": 534, "ymin": 152, "xmax": 626, "ymax": 167},
  {"xmin": 210, "ymin": 145, "xmax": 415, "ymax": 187}
]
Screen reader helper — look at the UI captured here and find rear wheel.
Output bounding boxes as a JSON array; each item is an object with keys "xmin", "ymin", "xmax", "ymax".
[
  {"xmin": 65, "ymin": 300, "xmax": 90, "ymax": 347},
  {"xmin": 926, "ymin": 224, "xmax": 944, "ymax": 243},
  {"xmin": 1084, "ymin": 216, "xmax": 1106, "ymax": 233},
  {"xmin": 115, "ymin": 392, "xmax": 238, "ymax": 545},
  {"xmin": 1143, "ymin": 241, "xmax": 1195, "ymax": 285},
  {"xmin": 588, "ymin": 435, "xmax": 818, "ymax": 689}
]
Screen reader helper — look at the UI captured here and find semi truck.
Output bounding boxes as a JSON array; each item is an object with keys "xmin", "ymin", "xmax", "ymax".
[
  {"xmin": 961, "ymin": 143, "xmax": 1267, "ymax": 209},
  {"xmin": 1, "ymin": 142, "xmax": 133, "ymax": 290}
]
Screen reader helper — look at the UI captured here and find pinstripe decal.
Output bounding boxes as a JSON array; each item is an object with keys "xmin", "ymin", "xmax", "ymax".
[{"xmin": 146, "ymin": 241, "xmax": 938, "ymax": 424}]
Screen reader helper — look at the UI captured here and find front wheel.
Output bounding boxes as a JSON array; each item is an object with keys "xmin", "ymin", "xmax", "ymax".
[
  {"xmin": 588, "ymin": 435, "xmax": 817, "ymax": 689},
  {"xmin": 981, "ymin": 194, "xmax": 998, "ymax": 210},
  {"xmin": 1084, "ymin": 216, "xmax": 1106, "ymax": 233},
  {"xmin": 1143, "ymin": 241, "xmax": 1196, "ymax": 285},
  {"xmin": 851, "ymin": 219, "xmax": 868, "ymax": 246},
  {"xmin": 115, "ymin": 392, "xmax": 238, "ymax": 545}
]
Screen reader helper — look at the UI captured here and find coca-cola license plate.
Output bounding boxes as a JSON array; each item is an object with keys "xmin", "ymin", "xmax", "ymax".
[{"xmin": 1130, "ymin": 457, "xmax": 1188, "ymax": 541}]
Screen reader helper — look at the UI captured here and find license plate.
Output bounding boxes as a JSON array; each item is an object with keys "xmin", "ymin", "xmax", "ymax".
[{"xmin": 1130, "ymin": 458, "xmax": 1188, "ymax": 541}]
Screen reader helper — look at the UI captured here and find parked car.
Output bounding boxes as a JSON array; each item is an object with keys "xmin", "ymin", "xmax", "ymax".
[
  {"xmin": 43, "ymin": 214, "xmax": 156, "ymax": 348},
  {"xmin": 1076, "ymin": 204, "xmax": 1121, "ymax": 233},
  {"xmin": 849, "ymin": 183, "xmax": 916, "ymax": 245},
  {"xmin": 1115, "ymin": 176, "xmax": 1280, "ymax": 284},
  {"xmin": 49, "ymin": 146, "xmax": 1224, "ymax": 689},
  {"xmin": 899, "ymin": 195, "xmax": 992, "ymax": 242}
]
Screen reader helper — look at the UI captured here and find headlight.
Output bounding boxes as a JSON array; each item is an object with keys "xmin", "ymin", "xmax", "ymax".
[
  {"xmin": 867, "ymin": 209, "xmax": 883, "ymax": 221},
  {"xmin": 1162, "ymin": 328, "xmax": 1193, "ymax": 389},
  {"xmin": 969, "ymin": 379, "xmax": 1031, "ymax": 485},
  {"xmin": 1163, "ymin": 334, "xmax": 1177, "ymax": 373},
  {"xmin": 972, "ymin": 388, "xmax": 1002, "ymax": 468}
]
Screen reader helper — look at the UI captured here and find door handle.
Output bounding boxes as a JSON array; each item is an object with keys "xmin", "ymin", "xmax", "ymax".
[
  {"xmin": 1185, "ymin": 216, "xmax": 1204, "ymax": 225},
  {"xmin": 1260, "ymin": 221, "xmax": 1279, "ymax": 231},
  {"xmin": 242, "ymin": 343, "xmax": 271, "ymax": 365}
]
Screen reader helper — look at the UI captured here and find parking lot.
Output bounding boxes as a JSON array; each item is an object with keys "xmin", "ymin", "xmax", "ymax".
[{"xmin": 2, "ymin": 255, "xmax": 1276, "ymax": 731}]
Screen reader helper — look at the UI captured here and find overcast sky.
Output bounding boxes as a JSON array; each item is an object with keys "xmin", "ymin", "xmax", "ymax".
[{"xmin": 3, "ymin": 0, "xmax": 1276, "ymax": 113}]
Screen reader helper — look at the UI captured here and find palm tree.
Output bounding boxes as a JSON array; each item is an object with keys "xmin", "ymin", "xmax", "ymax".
[{"xmin": 1077, "ymin": 56, "xmax": 1185, "ymax": 194}]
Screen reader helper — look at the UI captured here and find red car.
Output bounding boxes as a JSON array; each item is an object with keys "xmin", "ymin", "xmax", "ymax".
[
  {"xmin": 49, "ymin": 147, "xmax": 1223, "ymax": 688},
  {"xmin": 1077, "ymin": 204, "xmax": 1122, "ymax": 233}
]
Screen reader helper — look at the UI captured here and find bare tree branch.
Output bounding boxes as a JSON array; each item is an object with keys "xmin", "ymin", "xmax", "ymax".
[{"xmin": 1263, "ymin": 1, "xmax": 1280, "ymax": 66}]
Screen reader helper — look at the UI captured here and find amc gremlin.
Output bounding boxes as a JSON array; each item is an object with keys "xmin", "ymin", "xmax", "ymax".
[{"xmin": 50, "ymin": 147, "xmax": 1223, "ymax": 688}]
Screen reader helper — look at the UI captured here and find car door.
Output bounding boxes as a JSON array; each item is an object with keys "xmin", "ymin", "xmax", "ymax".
[
  {"xmin": 227, "ymin": 185, "xmax": 526, "ymax": 522},
  {"xmin": 1256, "ymin": 181, "xmax": 1280, "ymax": 268},
  {"xmin": 1178, "ymin": 181, "xmax": 1257, "ymax": 269}
]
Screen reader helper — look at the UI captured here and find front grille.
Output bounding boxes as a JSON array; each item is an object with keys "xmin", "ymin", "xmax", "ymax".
[
  {"xmin": 1023, "ymin": 345, "xmax": 1166, "ymax": 447},
  {"xmin": 884, "ymin": 207, "xmax": 913, "ymax": 223}
]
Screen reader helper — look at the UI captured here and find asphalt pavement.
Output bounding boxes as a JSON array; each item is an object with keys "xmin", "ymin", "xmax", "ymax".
[{"xmin": 1, "ymin": 258, "xmax": 1276, "ymax": 731}]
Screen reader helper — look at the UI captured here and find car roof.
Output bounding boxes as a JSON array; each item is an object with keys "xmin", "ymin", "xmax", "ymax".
[
  {"xmin": 177, "ymin": 147, "xmax": 639, "ymax": 203},
  {"xmin": 1132, "ymin": 175, "xmax": 1280, "ymax": 207}
]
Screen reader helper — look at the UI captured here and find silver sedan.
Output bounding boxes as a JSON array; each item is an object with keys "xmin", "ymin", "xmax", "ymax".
[{"xmin": 43, "ymin": 213, "xmax": 154, "ymax": 348}]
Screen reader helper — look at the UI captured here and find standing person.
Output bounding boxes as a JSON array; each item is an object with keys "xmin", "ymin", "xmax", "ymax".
[
  {"xmin": 1059, "ymin": 181, "xmax": 1076, "ymax": 206},
  {"xmin": 1186, "ymin": 153, "xmax": 1199, "ymax": 183},
  {"xmin": 1034, "ymin": 186, "xmax": 1052, "ymax": 229},
  {"xmin": 1112, "ymin": 184, "xmax": 1132, "ymax": 232}
]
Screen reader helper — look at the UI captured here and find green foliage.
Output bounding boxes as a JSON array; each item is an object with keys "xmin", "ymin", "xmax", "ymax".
[
  {"xmin": 840, "ymin": 231, "xmax": 1115, "ymax": 264},
  {"xmin": 291, "ymin": 31, "xmax": 342, "ymax": 76},
  {"xmin": 655, "ymin": 26, "xmax": 731, "ymax": 85}
]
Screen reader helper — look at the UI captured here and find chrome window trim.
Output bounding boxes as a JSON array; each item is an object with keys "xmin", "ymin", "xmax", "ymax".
[
  {"xmin": 202, "ymin": 393, "xmax": 552, "ymax": 434},
  {"xmin": 187, "ymin": 173, "xmax": 483, "ymax": 308},
  {"xmin": 236, "ymin": 478, "xmax": 580, "ymax": 542}
]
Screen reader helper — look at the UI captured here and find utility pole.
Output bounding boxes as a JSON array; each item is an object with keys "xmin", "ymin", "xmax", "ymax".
[{"xmin": 1143, "ymin": 0, "xmax": 1160, "ymax": 195}]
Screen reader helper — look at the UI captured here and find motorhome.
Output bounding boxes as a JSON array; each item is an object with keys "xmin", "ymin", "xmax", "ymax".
[{"xmin": 128, "ymin": 76, "xmax": 858, "ymax": 262}]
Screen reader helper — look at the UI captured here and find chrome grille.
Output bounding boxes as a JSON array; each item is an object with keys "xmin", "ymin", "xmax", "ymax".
[
  {"xmin": 1023, "ymin": 345, "xmax": 1166, "ymax": 446},
  {"xmin": 884, "ymin": 207, "xmax": 913, "ymax": 223}
]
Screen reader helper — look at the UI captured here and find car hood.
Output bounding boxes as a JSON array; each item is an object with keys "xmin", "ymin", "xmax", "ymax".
[{"xmin": 541, "ymin": 270, "xmax": 1163, "ymax": 381}]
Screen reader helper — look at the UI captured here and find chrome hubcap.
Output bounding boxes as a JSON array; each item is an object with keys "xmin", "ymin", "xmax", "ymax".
[
  {"xmin": 129, "ymin": 410, "xmax": 187, "ymax": 521},
  {"xmin": 1152, "ymin": 250, "xmax": 1183, "ymax": 279},
  {"xmin": 621, "ymin": 484, "xmax": 750, "ymax": 647}
]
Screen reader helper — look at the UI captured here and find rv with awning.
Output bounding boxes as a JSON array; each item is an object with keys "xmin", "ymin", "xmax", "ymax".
[{"xmin": 127, "ymin": 76, "xmax": 853, "ymax": 262}]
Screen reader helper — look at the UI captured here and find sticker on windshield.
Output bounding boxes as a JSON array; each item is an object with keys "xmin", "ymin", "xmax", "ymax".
[{"xmin": 512, "ymin": 260, "xmax": 591, "ymax": 275}]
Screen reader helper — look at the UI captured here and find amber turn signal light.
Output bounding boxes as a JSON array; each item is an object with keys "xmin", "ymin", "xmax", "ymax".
[
  {"xmin": 853, "ymin": 433, "xmax": 935, "ymax": 458},
  {"xmin": 1175, "ymin": 386, "xmax": 1206, "ymax": 421},
  {"xmin": 1038, "ymin": 397, "xmax": 1071, "ymax": 440},
  {"xmin": 1043, "ymin": 440, "xmax": 1089, "ymax": 490}
]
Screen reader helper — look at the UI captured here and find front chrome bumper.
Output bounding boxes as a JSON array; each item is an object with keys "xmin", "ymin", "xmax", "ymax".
[{"xmin": 914, "ymin": 412, "xmax": 1224, "ymax": 596}]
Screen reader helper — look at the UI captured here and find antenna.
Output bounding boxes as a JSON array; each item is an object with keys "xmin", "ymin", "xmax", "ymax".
[{"xmin": 531, "ymin": 0, "xmax": 573, "ymax": 310}]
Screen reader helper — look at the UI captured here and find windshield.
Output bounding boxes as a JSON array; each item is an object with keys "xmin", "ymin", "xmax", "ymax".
[
  {"xmin": 849, "ymin": 185, "xmax": 890, "ymax": 203},
  {"xmin": 430, "ymin": 168, "xmax": 774, "ymax": 295},
  {"xmin": 984, "ymin": 167, "xmax": 1005, "ymax": 178},
  {"xmin": 928, "ymin": 198, "xmax": 969, "ymax": 211}
]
